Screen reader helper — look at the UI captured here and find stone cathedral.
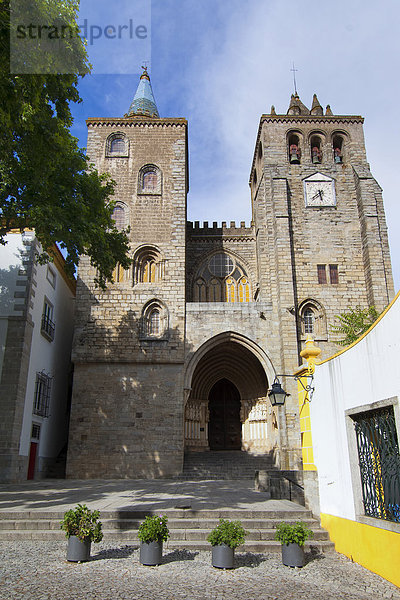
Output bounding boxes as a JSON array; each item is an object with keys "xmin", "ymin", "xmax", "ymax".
[{"xmin": 66, "ymin": 69, "xmax": 394, "ymax": 479}]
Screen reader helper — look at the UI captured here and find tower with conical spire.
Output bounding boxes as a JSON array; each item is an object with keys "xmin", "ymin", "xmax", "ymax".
[
  {"xmin": 127, "ymin": 66, "xmax": 159, "ymax": 118},
  {"xmin": 67, "ymin": 68, "xmax": 189, "ymax": 479}
]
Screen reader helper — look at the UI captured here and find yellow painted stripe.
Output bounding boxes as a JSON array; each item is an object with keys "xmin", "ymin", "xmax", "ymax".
[{"xmin": 321, "ymin": 513, "xmax": 400, "ymax": 587}]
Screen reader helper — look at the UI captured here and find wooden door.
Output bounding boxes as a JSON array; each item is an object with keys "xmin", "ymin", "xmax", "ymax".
[
  {"xmin": 27, "ymin": 442, "xmax": 38, "ymax": 480},
  {"xmin": 208, "ymin": 379, "xmax": 241, "ymax": 450}
]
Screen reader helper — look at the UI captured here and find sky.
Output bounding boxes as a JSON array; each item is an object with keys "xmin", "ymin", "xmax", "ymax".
[{"xmin": 70, "ymin": 0, "xmax": 400, "ymax": 292}]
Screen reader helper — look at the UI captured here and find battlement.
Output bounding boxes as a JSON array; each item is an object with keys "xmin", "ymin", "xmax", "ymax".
[{"xmin": 187, "ymin": 221, "xmax": 254, "ymax": 236}]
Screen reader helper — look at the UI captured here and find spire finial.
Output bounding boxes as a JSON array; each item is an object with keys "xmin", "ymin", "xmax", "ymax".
[
  {"xmin": 290, "ymin": 62, "xmax": 298, "ymax": 96},
  {"xmin": 141, "ymin": 64, "xmax": 150, "ymax": 80}
]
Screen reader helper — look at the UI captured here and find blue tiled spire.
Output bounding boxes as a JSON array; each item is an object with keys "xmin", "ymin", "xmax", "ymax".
[{"xmin": 128, "ymin": 67, "xmax": 159, "ymax": 118}]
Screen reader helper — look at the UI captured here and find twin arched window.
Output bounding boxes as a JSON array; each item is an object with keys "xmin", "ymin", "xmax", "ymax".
[
  {"xmin": 138, "ymin": 164, "xmax": 162, "ymax": 195},
  {"xmin": 133, "ymin": 246, "xmax": 164, "ymax": 284},
  {"xmin": 193, "ymin": 253, "xmax": 252, "ymax": 303}
]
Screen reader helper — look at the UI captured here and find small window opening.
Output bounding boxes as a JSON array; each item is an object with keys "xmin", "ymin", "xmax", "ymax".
[
  {"xmin": 303, "ymin": 308, "xmax": 315, "ymax": 334},
  {"xmin": 288, "ymin": 134, "xmax": 301, "ymax": 164},
  {"xmin": 333, "ymin": 135, "xmax": 343, "ymax": 163},
  {"xmin": 311, "ymin": 136, "xmax": 322, "ymax": 164},
  {"xmin": 317, "ymin": 264, "xmax": 327, "ymax": 284}
]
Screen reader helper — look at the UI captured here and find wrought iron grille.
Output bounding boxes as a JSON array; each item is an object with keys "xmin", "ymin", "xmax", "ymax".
[
  {"xmin": 33, "ymin": 372, "xmax": 52, "ymax": 418},
  {"xmin": 353, "ymin": 406, "xmax": 400, "ymax": 523}
]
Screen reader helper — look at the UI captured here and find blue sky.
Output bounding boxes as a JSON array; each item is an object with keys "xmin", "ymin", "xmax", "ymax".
[{"xmin": 71, "ymin": 0, "xmax": 400, "ymax": 291}]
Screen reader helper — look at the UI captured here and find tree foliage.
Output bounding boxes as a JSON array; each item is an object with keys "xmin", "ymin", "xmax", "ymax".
[
  {"xmin": 330, "ymin": 305, "xmax": 381, "ymax": 346},
  {"xmin": 0, "ymin": 1, "xmax": 131, "ymax": 288}
]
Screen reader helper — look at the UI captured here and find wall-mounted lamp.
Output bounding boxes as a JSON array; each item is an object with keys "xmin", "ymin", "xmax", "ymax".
[
  {"xmin": 268, "ymin": 337, "xmax": 322, "ymax": 407},
  {"xmin": 268, "ymin": 373, "xmax": 314, "ymax": 406}
]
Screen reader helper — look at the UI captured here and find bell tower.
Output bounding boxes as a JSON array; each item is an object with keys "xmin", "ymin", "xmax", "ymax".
[
  {"xmin": 250, "ymin": 93, "xmax": 394, "ymax": 364},
  {"xmin": 67, "ymin": 68, "xmax": 188, "ymax": 478}
]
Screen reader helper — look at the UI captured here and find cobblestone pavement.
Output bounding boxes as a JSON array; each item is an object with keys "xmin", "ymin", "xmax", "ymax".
[{"xmin": 0, "ymin": 541, "xmax": 398, "ymax": 600}]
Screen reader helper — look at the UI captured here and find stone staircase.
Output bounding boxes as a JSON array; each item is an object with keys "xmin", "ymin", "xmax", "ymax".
[
  {"xmin": 0, "ymin": 508, "xmax": 334, "ymax": 553},
  {"xmin": 180, "ymin": 451, "xmax": 276, "ymax": 480}
]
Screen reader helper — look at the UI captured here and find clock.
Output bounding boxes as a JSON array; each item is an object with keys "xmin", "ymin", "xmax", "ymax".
[{"xmin": 303, "ymin": 173, "xmax": 336, "ymax": 207}]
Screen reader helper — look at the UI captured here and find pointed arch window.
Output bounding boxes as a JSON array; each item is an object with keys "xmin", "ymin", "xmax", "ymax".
[
  {"xmin": 192, "ymin": 252, "xmax": 252, "ymax": 303},
  {"xmin": 138, "ymin": 164, "xmax": 162, "ymax": 195},
  {"xmin": 238, "ymin": 277, "xmax": 250, "ymax": 303},
  {"xmin": 194, "ymin": 278, "xmax": 207, "ymax": 302},
  {"xmin": 148, "ymin": 308, "xmax": 160, "ymax": 336},
  {"xmin": 299, "ymin": 300, "xmax": 327, "ymax": 341}
]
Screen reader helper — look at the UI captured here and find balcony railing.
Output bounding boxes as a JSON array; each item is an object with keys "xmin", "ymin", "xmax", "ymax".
[{"xmin": 41, "ymin": 314, "xmax": 55, "ymax": 341}]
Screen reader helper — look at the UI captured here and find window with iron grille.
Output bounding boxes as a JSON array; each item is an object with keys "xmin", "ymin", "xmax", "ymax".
[
  {"xmin": 317, "ymin": 264, "xmax": 327, "ymax": 284},
  {"xmin": 353, "ymin": 405, "xmax": 400, "ymax": 523},
  {"xmin": 33, "ymin": 372, "xmax": 52, "ymax": 418},
  {"xmin": 41, "ymin": 299, "xmax": 55, "ymax": 341},
  {"xmin": 329, "ymin": 264, "xmax": 339, "ymax": 284}
]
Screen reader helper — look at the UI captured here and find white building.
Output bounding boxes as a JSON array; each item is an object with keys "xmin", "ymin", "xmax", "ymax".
[
  {"xmin": 0, "ymin": 232, "xmax": 75, "ymax": 481},
  {"xmin": 309, "ymin": 292, "xmax": 400, "ymax": 586}
]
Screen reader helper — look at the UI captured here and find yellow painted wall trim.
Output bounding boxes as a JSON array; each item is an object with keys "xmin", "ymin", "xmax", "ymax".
[
  {"xmin": 321, "ymin": 512, "xmax": 400, "ymax": 587},
  {"xmin": 319, "ymin": 289, "xmax": 400, "ymax": 365}
]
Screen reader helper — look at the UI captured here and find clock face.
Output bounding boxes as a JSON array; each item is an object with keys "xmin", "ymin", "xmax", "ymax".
[{"xmin": 304, "ymin": 174, "xmax": 336, "ymax": 207}]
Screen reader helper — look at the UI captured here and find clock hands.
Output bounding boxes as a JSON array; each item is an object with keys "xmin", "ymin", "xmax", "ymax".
[{"xmin": 311, "ymin": 188, "xmax": 324, "ymax": 202}]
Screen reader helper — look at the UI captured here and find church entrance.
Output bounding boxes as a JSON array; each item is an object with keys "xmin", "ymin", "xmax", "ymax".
[{"xmin": 208, "ymin": 379, "xmax": 241, "ymax": 450}]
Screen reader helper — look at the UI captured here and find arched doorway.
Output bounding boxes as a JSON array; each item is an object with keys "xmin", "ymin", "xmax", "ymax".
[
  {"xmin": 184, "ymin": 332, "xmax": 278, "ymax": 454},
  {"xmin": 208, "ymin": 379, "xmax": 241, "ymax": 450}
]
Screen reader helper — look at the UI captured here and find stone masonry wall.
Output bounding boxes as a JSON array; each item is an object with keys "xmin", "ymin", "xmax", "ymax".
[{"xmin": 67, "ymin": 117, "xmax": 187, "ymax": 479}]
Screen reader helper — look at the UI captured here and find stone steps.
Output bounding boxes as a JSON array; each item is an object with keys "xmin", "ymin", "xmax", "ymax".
[
  {"xmin": 0, "ymin": 508, "xmax": 335, "ymax": 554},
  {"xmin": 181, "ymin": 451, "xmax": 275, "ymax": 480}
]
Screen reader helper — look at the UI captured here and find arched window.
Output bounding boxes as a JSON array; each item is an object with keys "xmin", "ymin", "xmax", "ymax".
[
  {"xmin": 140, "ymin": 300, "xmax": 168, "ymax": 340},
  {"xmin": 332, "ymin": 134, "xmax": 344, "ymax": 163},
  {"xmin": 106, "ymin": 133, "xmax": 129, "ymax": 157},
  {"xmin": 138, "ymin": 164, "xmax": 162, "ymax": 195},
  {"xmin": 238, "ymin": 277, "xmax": 250, "ymax": 303},
  {"xmin": 194, "ymin": 278, "xmax": 207, "ymax": 302},
  {"xmin": 310, "ymin": 135, "xmax": 322, "ymax": 164},
  {"xmin": 299, "ymin": 300, "xmax": 327, "ymax": 340},
  {"xmin": 111, "ymin": 203, "xmax": 127, "ymax": 230},
  {"xmin": 225, "ymin": 277, "xmax": 236, "ymax": 303},
  {"xmin": 133, "ymin": 246, "xmax": 164, "ymax": 284},
  {"xmin": 192, "ymin": 252, "xmax": 252, "ymax": 303},
  {"xmin": 288, "ymin": 133, "xmax": 301, "ymax": 164}
]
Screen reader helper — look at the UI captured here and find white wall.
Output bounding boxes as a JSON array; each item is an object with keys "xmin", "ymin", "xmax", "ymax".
[{"xmin": 311, "ymin": 293, "xmax": 400, "ymax": 520}]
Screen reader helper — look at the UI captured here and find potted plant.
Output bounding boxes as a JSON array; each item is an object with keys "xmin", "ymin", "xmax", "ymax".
[
  {"xmin": 274, "ymin": 521, "xmax": 313, "ymax": 567},
  {"xmin": 138, "ymin": 514, "xmax": 170, "ymax": 566},
  {"xmin": 60, "ymin": 503, "xmax": 103, "ymax": 562},
  {"xmin": 207, "ymin": 518, "xmax": 247, "ymax": 569}
]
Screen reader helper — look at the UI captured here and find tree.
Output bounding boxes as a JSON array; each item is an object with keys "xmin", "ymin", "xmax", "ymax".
[
  {"xmin": 330, "ymin": 306, "xmax": 381, "ymax": 347},
  {"xmin": 0, "ymin": 1, "xmax": 131, "ymax": 288}
]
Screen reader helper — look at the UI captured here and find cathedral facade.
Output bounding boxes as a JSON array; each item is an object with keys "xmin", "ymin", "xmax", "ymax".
[{"xmin": 66, "ymin": 70, "xmax": 394, "ymax": 479}]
